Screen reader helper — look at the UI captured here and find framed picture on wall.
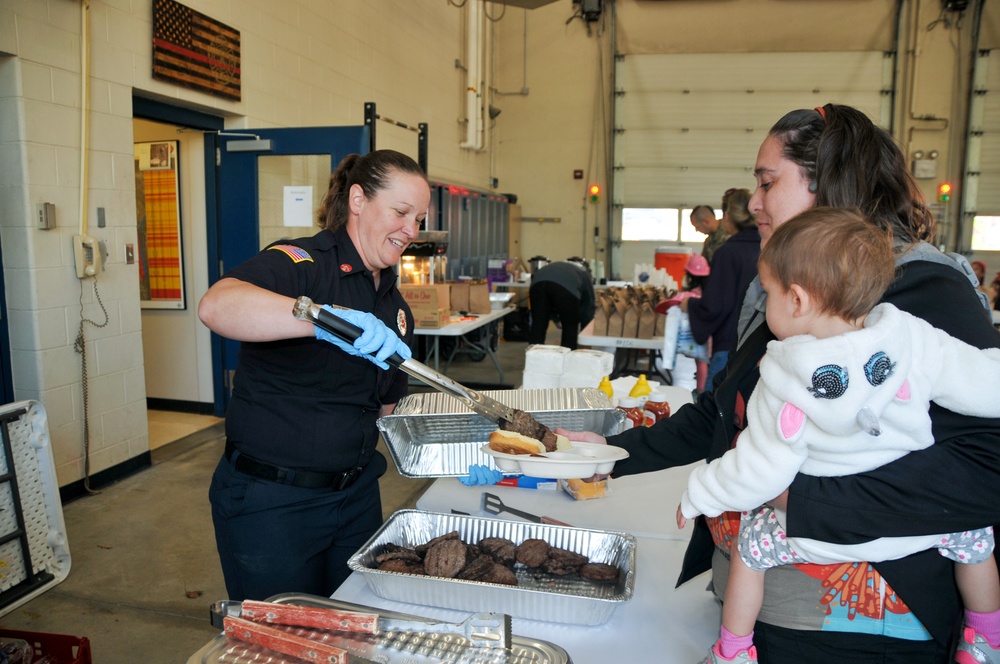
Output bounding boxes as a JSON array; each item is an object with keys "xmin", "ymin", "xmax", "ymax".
[{"xmin": 134, "ymin": 140, "xmax": 186, "ymax": 309}]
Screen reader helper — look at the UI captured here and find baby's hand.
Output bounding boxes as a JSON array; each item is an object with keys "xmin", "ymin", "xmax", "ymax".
[{"xmin": 676, "ymin": 504, "xmax": 687, "ymax": 529}]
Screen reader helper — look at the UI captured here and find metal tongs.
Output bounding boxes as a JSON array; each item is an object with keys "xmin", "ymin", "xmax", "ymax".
[
  {"xmin": 293, "ymin": 296, "xmax": 548, "ymax": 434},
  {"xmin": 213, "ymin": 599, "xmax": 512, "ymax": 662}
]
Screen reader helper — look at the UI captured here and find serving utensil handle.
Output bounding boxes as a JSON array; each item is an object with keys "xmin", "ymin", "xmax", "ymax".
[
  {"xmin": 293, "ymin": 296, "xmax": 518, "ymax": 426},
  {"xmin": 293, "ymin": 296, "xmax": 408, "ymax": 367},
  {"xmin": 540, "ymin": 515, "xmax": 574, "ymax": 527}
]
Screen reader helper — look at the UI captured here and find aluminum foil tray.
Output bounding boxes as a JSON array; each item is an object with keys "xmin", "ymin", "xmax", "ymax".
[
  {"xmin": 196, "ymin": 593, "xmax": 571, "ymax": 664},
  {"xmin": 378, "ymin": 388, "xmax": 626, "ymax": 478},
  {"xmin": 348, "ymin": 509, "xmax": 636, "ymax": 626}
]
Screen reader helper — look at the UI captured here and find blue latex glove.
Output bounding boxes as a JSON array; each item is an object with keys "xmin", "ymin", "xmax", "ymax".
[
  {"xmin": 315, "ymin": 305, "xmax": 412, "ymax": 370},
  {"xmin": 458, "ymin": 464, "xmax": 503, "ymax": 486}
]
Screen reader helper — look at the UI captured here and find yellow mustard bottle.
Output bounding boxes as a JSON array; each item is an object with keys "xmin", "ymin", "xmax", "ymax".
[
  {"xmin": 598, "ymin": 375, "xmax": 614, "ymax": 399},
  {"xmin": 629, "ymin": 373, "xmax": 652, "ymax": 398}
]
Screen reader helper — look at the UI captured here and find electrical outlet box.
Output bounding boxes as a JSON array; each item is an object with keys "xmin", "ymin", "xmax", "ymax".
[
  {"xmin": 913, "ymin": 158, "xmax": 938, "ymax": 179},
  {"xmin": 35, "ymin": 203, "xmax": 55, "ymax": 230}
]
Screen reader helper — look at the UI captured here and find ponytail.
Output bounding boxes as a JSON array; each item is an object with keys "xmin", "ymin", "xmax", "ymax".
[{"xmin": 769, "ymin": 103, "xmax": 935, "ymax": 245}]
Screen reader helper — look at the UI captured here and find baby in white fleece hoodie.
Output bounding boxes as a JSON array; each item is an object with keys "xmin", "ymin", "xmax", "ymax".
[{"xmin": 678, "ymin": 207, "xmax": 1000, "ymax": 664}]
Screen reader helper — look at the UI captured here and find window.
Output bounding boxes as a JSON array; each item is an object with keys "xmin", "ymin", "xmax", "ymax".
[
  {"xmin": 623, "ymin": 207, "xmax": 723, "ymax": 242},
  {"xmin": 972, "ymin": 216, "xmax": 1000, "ymax": 251},
  {"xmin": 622, "ymin": 208, "xmax": 680, "ymax": 241}
]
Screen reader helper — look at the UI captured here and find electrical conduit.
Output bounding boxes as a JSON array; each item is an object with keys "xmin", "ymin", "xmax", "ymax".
[{"xmin": 460, "ymin": 0, "xmax": 483, "ymax": 150}]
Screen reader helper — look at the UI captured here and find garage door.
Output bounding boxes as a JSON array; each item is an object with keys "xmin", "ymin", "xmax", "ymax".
[
  {"xmin": 612, "ymin": 51, "xmax": 892, "ymax": 277},
  {"xmin": 966, "ymin": 49, "xmax": 1000, "ymax": 251}
]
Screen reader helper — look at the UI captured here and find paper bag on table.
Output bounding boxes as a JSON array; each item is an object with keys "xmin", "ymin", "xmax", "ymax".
[
  {"xmin": 448, "ymin": 282, "xmax": 469, "ymax": 312},
  {"xmin": 592, "ymin": 294, "xmax": 611, "ymax": 336},
  {"xmin": 468, "ymin": 283, "xmax": 491, "ymax": 313},
  {"xmin": 638, "ymin": 300, "xmax": 656, "ymax": 339},
  {"xmin": 607, "ymin": 298, "xmax": 628, "ymax": 337},
  {"xmin": 622, "ymin": 300, "xmax": 640, "ymax": 339}
]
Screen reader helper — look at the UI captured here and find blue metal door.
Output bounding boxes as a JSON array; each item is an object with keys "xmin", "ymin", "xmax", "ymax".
[{"xmin": 205, "ymin": 126, "xmax": 370, "ymax": 415}]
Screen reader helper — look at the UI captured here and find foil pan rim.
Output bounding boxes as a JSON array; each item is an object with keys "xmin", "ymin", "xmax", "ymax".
[
  {"xmin": 386, "ymin": 387, "xmax": 613, "ymax": 417},
  {"xmin": 348, "ymin": 509, "xmax": 637, "ymax": 625}
]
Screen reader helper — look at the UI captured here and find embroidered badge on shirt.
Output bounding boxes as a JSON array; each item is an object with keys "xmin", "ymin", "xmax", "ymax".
[
  {"xmin": 397, "ymin": 309, "xmax": 407, "ymax": 336},
  {"xmin": 340, "ymin": 263, "xmax": 353, "ymax": 273},
  {"xmin": 268, "ymin": 245, "xmax": 313, "ymax": 263}
]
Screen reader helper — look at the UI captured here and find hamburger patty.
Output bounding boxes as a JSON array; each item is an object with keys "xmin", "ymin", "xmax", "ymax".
[
  {"xmin": 424, "ymin": 539, "xmax": 469, "ymax": 578},
  {"xmin": 515, "ymin": 538, "xmax": 551, "ymax": 568},
  {"xmin": 479, "ymin": 537, "xmax": 517, "ymax": 567},
  {"xmin": 372, "ymin": 533, "xmax": 618, "ymax": 588},
  {"xmin": 498, "ymin": 410, "xmax": 558, "ymax": 451},
  {"xmin": 579, "ymin": 562, "xmax": 620, "ymax": 582}
]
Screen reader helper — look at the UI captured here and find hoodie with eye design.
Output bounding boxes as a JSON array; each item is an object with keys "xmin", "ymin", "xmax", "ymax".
[
  {"xmin": 610, "ymin": 255, "xmax": 1000, "ymax": 646},
  {"xmin": 680, "ymin": 302, "xmax": 1000, "ymax": 563}
]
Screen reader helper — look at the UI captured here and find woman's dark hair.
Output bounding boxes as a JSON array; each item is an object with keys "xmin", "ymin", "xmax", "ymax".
[
  {"xmin": 722, "ymin": 188, "xmax": 755, "ymax": 231},
  {"xmin": 769, "ymin": 103, "xmax": 935, "ymax": 244},
  {"xmin": 317, "ymin": 149, "xmax": 427, "ymax": 231}
]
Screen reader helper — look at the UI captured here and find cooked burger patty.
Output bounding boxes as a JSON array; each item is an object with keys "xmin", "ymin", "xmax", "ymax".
[
  {"xmin": 543, "ymin": 547, "xmax": 589, "ymax": 575},
  {"xmin": 516, "ymin": 538, "xmax": 551, "ymax": 568},
  {"xmin": 479, "ymin": 563, "xmax": 519, "ymax": 586},
  {"xmin": 479, "ymin": 537, "xmax": 517, "ymax": 567},
  {"xmin": 424, "ymin": 539, "xmax": 469, "ymax": 578},
  {"xmin": 498, "ymin": 410, "xmax": 558, "ymax": 451},
  {"xmin": 579, "ymin": 562, "xmax": 620, "ymax": 582}
]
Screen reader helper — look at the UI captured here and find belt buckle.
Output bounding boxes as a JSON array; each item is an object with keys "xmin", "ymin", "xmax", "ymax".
[{"xmin": 336, "ymin": 466, "xmax": 362, "ymax": 491}]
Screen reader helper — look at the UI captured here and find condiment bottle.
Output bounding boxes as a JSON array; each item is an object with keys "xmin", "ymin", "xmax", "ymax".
[
  {"xmin": 642, "ymin": 391, "xmax": 671, "ymax": 427},
  {"xmin": 598, "ymin": 375, "xmax": 614, "ymax": 399},
  {"xmin": 629, "ymin": 373, "xmax": 652, "ymax": 398},
  {"xmin": 616, "ymin": 396, "xmax": 644, "ymax": 430}
]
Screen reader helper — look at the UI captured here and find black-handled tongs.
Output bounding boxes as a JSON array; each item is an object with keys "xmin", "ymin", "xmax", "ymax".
[{"xmin": 293, "ymin": 296, "xmax": 546, "ymax": 433}]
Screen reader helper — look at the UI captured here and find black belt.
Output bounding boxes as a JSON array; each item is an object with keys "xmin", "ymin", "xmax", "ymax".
[{"xmin": 224, "ymin": 440, "xmax": 364, "ymax": 491}]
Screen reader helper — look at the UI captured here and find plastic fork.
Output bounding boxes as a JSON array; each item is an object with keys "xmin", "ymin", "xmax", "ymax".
[{"xmin": 481, "ymin": 492, "xmax": 573, "ymax": 526}]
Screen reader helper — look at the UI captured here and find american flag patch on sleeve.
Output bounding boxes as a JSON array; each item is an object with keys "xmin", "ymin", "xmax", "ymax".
[{"xmin": 268, "ymin": 245, "xmax": 313, "ymax": 263}]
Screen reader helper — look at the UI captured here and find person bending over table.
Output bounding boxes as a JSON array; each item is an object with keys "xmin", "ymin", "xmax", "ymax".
[{"xmin": 527, "ymin": 259, "xmax": 595, "ymax": 350}]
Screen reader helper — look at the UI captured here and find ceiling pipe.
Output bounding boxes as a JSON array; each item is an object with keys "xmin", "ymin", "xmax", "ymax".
[
  {"xmin": 79, "ymin": 0, "xmax": 92, "ymax": 235},
  {"xmin": 460, "ymin": 0, "xmax": 484, "ymax": 150}
]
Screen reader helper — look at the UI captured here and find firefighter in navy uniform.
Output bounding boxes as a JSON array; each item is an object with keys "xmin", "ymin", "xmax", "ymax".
[{"xmin": 198, "ymin": 150, "xmax": 429, "ymax": 601}]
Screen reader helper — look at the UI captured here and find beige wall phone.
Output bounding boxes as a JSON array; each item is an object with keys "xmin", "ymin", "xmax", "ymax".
[{"xmin": 73, "ymin": 235, "xmax": 101, "ymax": 278}]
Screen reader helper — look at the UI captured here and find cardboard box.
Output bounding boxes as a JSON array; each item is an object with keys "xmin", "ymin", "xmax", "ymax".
[
  {"xmin": 413, "ymin": 307, "xmax": 450, "ymax": 329},
  {"xmin": 400, "ymin": 285, "xmax": 450, "ymax": 315}
]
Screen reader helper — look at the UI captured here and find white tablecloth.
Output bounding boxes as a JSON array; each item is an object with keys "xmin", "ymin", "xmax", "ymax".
[{"xmin": 416, "ymin": 465, "xmax": 700, "ymax": 541}]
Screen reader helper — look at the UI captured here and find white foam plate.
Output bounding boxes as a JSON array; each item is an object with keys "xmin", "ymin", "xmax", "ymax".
[{"xmin": 480, "ymin": 441, "xmax": 630, "ymax": 479}]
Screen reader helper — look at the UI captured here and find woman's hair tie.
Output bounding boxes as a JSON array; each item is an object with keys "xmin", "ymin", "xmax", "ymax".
[{"xmin": 815, "ymin": 106, "xmax": 827, "ymax": 123}]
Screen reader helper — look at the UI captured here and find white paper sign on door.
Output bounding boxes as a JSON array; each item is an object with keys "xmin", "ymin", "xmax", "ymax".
[{"xmin": 283, "ymin": 186, "xmax": 313, "ymax": 227}]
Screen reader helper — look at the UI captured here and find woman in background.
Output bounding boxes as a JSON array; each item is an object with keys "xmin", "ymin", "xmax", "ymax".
[{"xmin": 683, "ymin": 188, "xmax": 760, "ymax": 391}]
